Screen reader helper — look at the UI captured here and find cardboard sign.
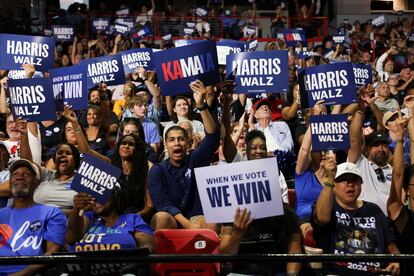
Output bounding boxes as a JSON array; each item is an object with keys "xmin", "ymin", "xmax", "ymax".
[
  {"xmin": 0, "ymin": 34, "xmax": 55, "ymax": 71},
  {"xmin": 114, "ymin": 23, "xmax": 130, "ymax": 35},
  {"xmin": 7, "ymin": 78, "xmax": 56, "ymax": 122},
  {"xmin": 120, "ymin": 48, "xmax": 154, "ymax": 74},
  {"xmin": 226, "ymin": 50, "xmax": 289, "ymax": 94},
  {"xmin": 52, "ymin": 25, "xmax": 75, "ymax": 41},
  {"xmin": 310, "ymin": 114, "xmax": 350, "ymax": 151},
  {"xmin": 84, "ymin": 54, "xmax": 126, "ymax": 89},
  {"xmin": 216, "ymin": 39, "xmax": 246, "ymax": 65},
  {"xmin": 304, "ymin": 62, "xmax": 357, "ymax": 106},
  {"xmin": 92, "ymin": 18, "xmax": 111, "ymax": 32},
  {"xmin": 195, "ymin": 158, "xmax": 284, "ymax": 223},
  {"xmin": 71, "ymin": 154, "xmax": 122, "ymax": 204},
  {"xmin": 49, "ymin": 64, "xmax": 88, "ymax": 111},
  {"xmin": 153, "ymin": 40, "xmax": 220, "ymax": 96},
  {"xmin": 352, "ymin": 63, "xmax": 372, "ymax": 87},
  {"xmin": 283, "ymin": 29, "xmax": 306, "ymax": 47}
]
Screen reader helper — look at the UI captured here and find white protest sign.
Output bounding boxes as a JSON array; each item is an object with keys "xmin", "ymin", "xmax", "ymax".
[{"xmin": 195, "ymin": 158, "xmax": 284, "ymax": 223}]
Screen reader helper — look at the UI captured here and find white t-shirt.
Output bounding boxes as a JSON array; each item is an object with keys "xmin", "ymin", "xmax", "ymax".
[{"xmin": 355, "ymin": 155, "xmax": 392, "ymax": 216}]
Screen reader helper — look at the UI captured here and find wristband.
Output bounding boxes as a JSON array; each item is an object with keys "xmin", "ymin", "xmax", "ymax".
[
  {"xmin": 324, "ymin": 181, "xmax": 335, "ymax": 188},
  {"xmin": 394, "ymin": 138, "xmax": 404, "ymax": 144}
]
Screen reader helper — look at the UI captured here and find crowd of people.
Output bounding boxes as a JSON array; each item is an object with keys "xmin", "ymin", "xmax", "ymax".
[{"xmin": 0, "ymin": 0, "xmax": 413, "ymax": 275}]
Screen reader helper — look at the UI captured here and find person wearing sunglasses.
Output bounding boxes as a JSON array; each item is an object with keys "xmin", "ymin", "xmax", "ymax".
[{"xmin": 312, "ymin": 162, "xmax": 400, "ymax": 275}]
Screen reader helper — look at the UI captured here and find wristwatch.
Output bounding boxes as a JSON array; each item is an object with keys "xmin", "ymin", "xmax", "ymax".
[{"xmin": 324, "ymin": 181, "xmax": 335, "ymax": 188}]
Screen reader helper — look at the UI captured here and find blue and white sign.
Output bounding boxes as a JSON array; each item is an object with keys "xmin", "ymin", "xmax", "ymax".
[
  {"xmin": 116, "ymin": 8, "xmax": 130, "ymax": 17},
  {"xmin": 114, "ymin": 23, "xmax": 130, "ymax": 35},
  {"xmin": 283, "ymin": 29, "xmax": 306, "ymax": 47},
  {"xmin": 174, "ymin": 39, "xmax": 203, "ymax": 48},
  {"xmin": 216, "ymin": 39, "xmax": 246, "ymax": 65},
  {"xmin": 7, "ymin": 78, "xmax": 56, "ymax": 121},
  {"xmin": 84, "ymin": 54, "xmax": 126, "ymax": 88},
  {"xmin": 92, "ymin": 18, "xmax": 111, "ymax": 32},
  {"xmin": 226, "ymin": 50, "xmax": 289, "ymax": 94},
  {"xmin": 153, "ymin": 40, "xmax": 220, "ymax": 96},
  {"xmin": 115, "ymin": 17, "xmax": 134, "ymax": 30},
  {"xmin": 49, "ymin": 64, "xmax": 88, "ymax": 111},
  {"xmin": 0, "ymin": 34, "xmax": 55, "ymax": 71},
  {"xmin": 333, "ymin": 35, "xmax": 345, "ymax": 44},
  {"xmin": 121, "ymin": 48, "xmax": 154, "ymax": 74},
  {"xmin": 52, "ymin": 25, "xmax": 75, "ymax": 41},
  {"xmin": 195, "ymin": 158, "xmax": 284, "ymax": 223},
  {"xmin": 371, "ymin": 15, "xmax": 386, "ymax": 27},
  {"xmin": 352, "ymin": 63, "xmax": 372, "ymax": 87},
  {"xmin": 310, "ymin": 114, "xmax": 350, "ymax": 151},
  {"xmin": 7, "ymin": 70, "xmax": 43, "ymax": 79},
  {"xmin": 247, "ymin": 40, "xmax": 258, "ymax": 51},
  {"xmin": 296, "ymin": 50, "xmax": 319, "ymax": 59},
  {"xmin": 304, "ymin": 62, "xmax": 356, "ymax": 106},
  {"xmin": 132, "ymin": 26, "xmax": 153, "ymax": 42},
  {"xmin": 71, "ymin": 154, "xmax": 122, "ymax": 204}
]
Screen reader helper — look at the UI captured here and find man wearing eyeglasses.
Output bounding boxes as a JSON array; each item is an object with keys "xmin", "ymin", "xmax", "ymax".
[{"xmin": 348, "ymin": 98, "xmax": 393, "ymax": 216}]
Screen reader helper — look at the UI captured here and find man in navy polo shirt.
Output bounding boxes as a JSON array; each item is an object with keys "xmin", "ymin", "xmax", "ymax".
[{"xmin": 148, "ymin": 80, "xmax": 220, "ymax": 231}]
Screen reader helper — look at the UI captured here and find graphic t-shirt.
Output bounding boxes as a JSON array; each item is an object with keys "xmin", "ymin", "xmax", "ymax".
[
  {"xmin": 311, "ymin": 200, "xmax": 394, "ymax": 275},
  {"xmin": 69, "ymin": 212, "xmax": 153, "ymax": 252},
  {"xmin": 0, "ymin": 204, "xmax": 67, "ymax": 275}
]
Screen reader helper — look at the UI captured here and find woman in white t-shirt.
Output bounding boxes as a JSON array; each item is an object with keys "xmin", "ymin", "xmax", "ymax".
[{"xmin": 135, "ymin": 0, "xmax": 155, "ymax": 27}]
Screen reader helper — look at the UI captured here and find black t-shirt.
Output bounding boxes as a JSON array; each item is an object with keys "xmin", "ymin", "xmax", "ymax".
[
  {"xmin": 311, "ymin": 200, "xmax": 395, "ymax": 275},
  {"xmin": 232, "ymin": 204, "xmax": 300, "ymax": 274}
]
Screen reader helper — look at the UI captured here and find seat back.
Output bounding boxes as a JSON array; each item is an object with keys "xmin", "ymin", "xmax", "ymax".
[{"xmin": 153, "ymin": 229, "xmax": 220, "ymax": 276}]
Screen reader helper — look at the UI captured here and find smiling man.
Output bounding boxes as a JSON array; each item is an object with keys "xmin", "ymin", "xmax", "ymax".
[
  {"xmin": 312, "ymin": 162, "xmax": 400, "ymax": 275},
  {"xmin": 0, "ymin": 159, "xmax": 67, "ymax": 275},
  {"xmin": 148, "ymin": 80, "xmax": 220, "ymax": 231}
]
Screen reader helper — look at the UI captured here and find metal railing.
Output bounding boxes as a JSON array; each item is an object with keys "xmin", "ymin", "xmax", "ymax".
[{"xmin": 1, "ymin": 253, "xmax": 412, "ymax": 276}]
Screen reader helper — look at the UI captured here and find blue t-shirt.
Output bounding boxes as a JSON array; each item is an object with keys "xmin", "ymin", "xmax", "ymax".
[
  {"xmin": 0, "ymin": 204, "xmax": 67, "ymax": 275},
  {"xmin": 295, "ymin": 170, "xmax": 323, "ymax": 220},
  {"xmin": 69, "ymin": 212, "xmax": 153, "ymax": 252}
]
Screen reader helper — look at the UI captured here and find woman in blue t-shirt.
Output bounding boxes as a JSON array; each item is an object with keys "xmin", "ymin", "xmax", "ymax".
[{"xmin": 66, "ymin": 187, "xmax": 155, "ymax": 253}]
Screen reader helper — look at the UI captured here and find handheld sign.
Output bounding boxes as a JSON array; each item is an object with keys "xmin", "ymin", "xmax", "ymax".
[
  {"xmin": 0, "ymin": 34, "xmax": 55, "ymax": 71},
  {"xmin": 49, "ymin": 64, "xmax": 88, "ymax": 111},
  {"xmin": 153, "ymin": 40, "xmax": 220, "ymax": 96},
  {"xmin": 247, "ymin": 40, "xmax": 258, "ymax": 51},
  {"xmin": 174, "ymin": 39, "xmax": 203, "ymax": 48},
  {"xmin": 332, "ymin": 35, "xmax": 345, "ymax": 44},
  {"xmin": 52, "ymin": 25, "xmax": 75, "ymax": 41},
  {"xmin": 132, "ymin": 26, "xmax": 153, "ymax": 42},
  {"xmin": 7, "ymin": 78, "xmax": 56, "ymax": 122},
  {"xmin": 310, "ymin": 114, "xmax": 350, "ymax": 151},
  {"xmin": 115, "ymin": 17, "xmax": 134, "ymax": 31},
  {"xmin": 114, "ymin": 23, "xmax": 130, "ymax": 36},
  {"xmin": 84, "ymin": 54, "xmax": 126, "ymax": 89},
  {"xmin": 92, "ymin": 18, "xmax": 111, "ymax": 32},
  {"xmin": 371, "ymin": 15, "xmax": 386, "ymax": 27},
  {"xmin": 8, "ymin": 70, "xmax": 43, "ymax": 79},
  {"xmin": 283, "ymin": 29, "xmax": 306, "ymax": 47},
  {"xmin": 120, "ymin": 48, "xmax": 154, "ymax": 74},
  {"xmin": 352, "ymin": 63, "xmax": 372, "ymax": 87},
  {"xmin": 226, "ymin": 50, "xmax": 289, "ymax": 94},
  {"xmin": 216, "ymin": 39, "xmax": 246, "ymax": 65},
  {"xmin": 195, "ymin": 158, "xmax": 284, "ymax": 223},
  {"xmin": 71, "ymin": 154, "xmax": 122, "ymax": 204},
  {"xmin": 304, "ymin": 62, "xmax": 356, "ymax": 106}
]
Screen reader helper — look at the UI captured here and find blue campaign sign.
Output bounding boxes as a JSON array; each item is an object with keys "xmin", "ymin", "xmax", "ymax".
[
  {"xmin": 226, "ymin": 50, "xmax": 289, "ymax": 94},
  {"xmin": 7, "ymin": 78, "xmax": 56, "ymax": 122},
  {"xmin": 132, "ymin": 26, "xmax": 153, "ymax": 42},
  {"xmin": 296, "ymin": 50, "xmax": 319, "ymax": 59},
  {"xmin": 304, "ymin": 62, "xmax": 357, "ymax": 106},
  {"xmin": 310, "ymin": 114, "xmax": 350, "ymax": 151},
  {"xmin": 153, "ymin": 40, "xmax": 220, "ymax": 96},
  {"xmin": 174, "ymin": 39, "xmax": 204, "ymax": 48},
  {"xmin": 52, "ymin": 25, "xmax": 75, "ymax": 41},
  {"xmin": 92, "ymin": 18, "xmax": 111, "ymax": 32},
  {"xmin": 216, "ymin": 39, "xmax": 246, "ymax": 65},
  {"xmin": 114, "ymin": 23, "xmax": 130, "ymax": 35},
  {"xmin": 283, "ymin": 29, "xmax": 306, "ymax": 47},
  {"xmin": 0, "ymin": 34, "xmax": 55, "ymax": 71},
  {"xmin": 71, "ymin": 154, "xmax": 122, "ymax": 204},
  {"xmin": 84, "ymin": 54, "xmax": 126, "ymax": 89},
  {"xmin": 49, "ymin": 64, "xmax": 88, "ymax": 111},
  {"xmin": 121, "ymin": 48, "xmax": 154, "ymax": 74},
  {"xmin": 115, "ymin": 17, "xmax": 134, "ymax": 31},
  {"xmin": 352, "ymin": 63, "xmax": 372, "ymax": 87}
]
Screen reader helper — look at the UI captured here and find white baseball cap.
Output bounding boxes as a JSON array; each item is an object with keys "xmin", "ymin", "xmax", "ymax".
[{"xmin": 335, "ymin": 162, "xmax": 363, "ymax": 182}]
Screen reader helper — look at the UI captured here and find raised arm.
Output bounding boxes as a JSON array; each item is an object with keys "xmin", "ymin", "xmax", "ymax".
[
  {"xmin": 190, "ymin": 80, "xmax": 215, "ymax": 134},
  {"xmin": 87, "ymin": 39, "xmax": 97, "ymax": 59},
  {"xmin": 66, "ymin": 193, "xmax": 91, "ymax": 244},
  {"xmin": 62, "ymin": 108, "xmax": 111, "ymax": 163},
  {"xmin": 71, "ymin": 36, "xmax": 78, "ymax": 65},
  {"xmin": 138, "ymin": 66, "xmax": 162, "ymax": 111},
  {"xmin": 111, "ymin": 35, "xmax": 121, "ymax": 55},
  {"xmin": 387, "ymin": 111, "xmax": 409, "ymax": 220},
  {"xmin": 219, "ymin": 208, "xmax": 253, "ymax": 254},
  {"xmin": 0, "ymin": 77, "xmax": 9, "ymax": 114},
  {"xmin": 406, "ymin": 95, "xmax": 414, "ymax": 164},
  {"xmin": 220, "ymin": 92, "xmax": 238, "ymax": 163}
]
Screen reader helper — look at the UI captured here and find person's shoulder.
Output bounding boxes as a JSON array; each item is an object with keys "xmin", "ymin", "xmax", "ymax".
[
  {"xmin": 361, "ymin": 201, "xmax": 384, "ymax": 214},
  {"xmin": 34, "ymin": 204, "xmax": 65, "ymax": 217}
]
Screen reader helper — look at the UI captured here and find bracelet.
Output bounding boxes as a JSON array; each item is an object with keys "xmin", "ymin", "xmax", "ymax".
[
  {"xmin": 394, "ymin": 138, "xmax": 404, "ymax": 144},
  {"xmin": 197, "ymin": 103, "xmax": 209, "ymax": 111},
  {"xmin": 324, "ymin": 181, "xmax": 335, "ymax": 188}
]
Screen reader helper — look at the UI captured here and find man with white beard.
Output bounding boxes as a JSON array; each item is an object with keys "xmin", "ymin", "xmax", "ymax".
[{"xmin": 0, "ymin": 159, "xmax": 67, "ymax": 275}]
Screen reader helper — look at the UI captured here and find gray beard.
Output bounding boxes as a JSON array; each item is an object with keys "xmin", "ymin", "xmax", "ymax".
[{"xmin": 11, "ymin": 186, "xmax": 30, "ymax": 198}]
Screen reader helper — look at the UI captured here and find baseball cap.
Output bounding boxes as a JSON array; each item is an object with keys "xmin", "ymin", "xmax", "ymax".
[
  {"xmin": 383, "ymin": 110, "xmax": 405, "ymax": 129},
  {"xmin": 335, "ymin": 162, "xmax": 363, "ymax": 182},
  {"xmin": 9, "ymin": 159, "xmax": 40, "ymax": 180},
  {"xmin": 253, "ymin": 98, "xmax": 271, "ymax": 112},
  {"xmin": 365, "ymin": 131, "xmax": 390, "ymax": 147}
]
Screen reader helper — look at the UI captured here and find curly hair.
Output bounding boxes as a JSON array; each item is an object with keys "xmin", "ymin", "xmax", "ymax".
[{"xmin": 111, "ymin": 134, "xmax": 148, "ymax": 212}]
